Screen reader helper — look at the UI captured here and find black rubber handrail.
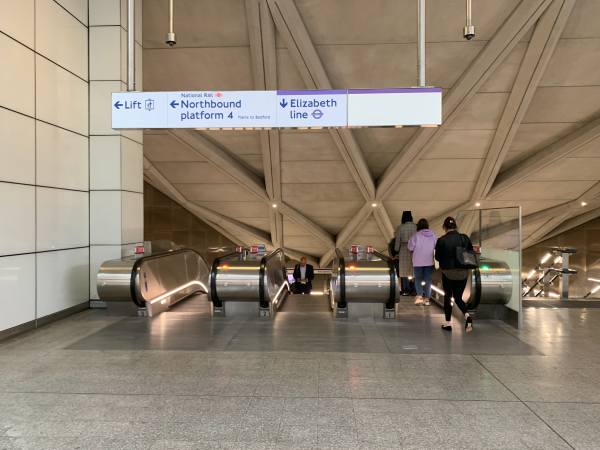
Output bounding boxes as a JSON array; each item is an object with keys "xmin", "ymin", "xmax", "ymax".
[
  {"xmin": 209, "ymin": 251, "xmax": 239, "ymax": 307},
  {"xmin": 259, "ymin": 248, "xmax": 287, "ymax": 308},
  {"xmin": 335, "ymin": 248, "xmax": 346, "ymax": 308},
  {"xmin": 130, "ymin": 248, "xmax": 205, "ymax": 308},
  {"xmin": 373, "ymin": 250, "xmax": 397, "ymax": 309}
]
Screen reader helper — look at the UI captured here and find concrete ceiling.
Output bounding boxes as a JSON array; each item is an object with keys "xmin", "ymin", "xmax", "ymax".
[{"xmin": 141, "ymin": 0, "xmax": 600, "ymax": 265}]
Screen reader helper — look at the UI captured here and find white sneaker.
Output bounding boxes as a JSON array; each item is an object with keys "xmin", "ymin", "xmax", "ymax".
[
  {"xmin": 414, "ymin": 296, "xmax": 423, "ymax": 305},
  {"xmin": 423, "ymin": 298, "xmax": 430, "ymax": 306}
]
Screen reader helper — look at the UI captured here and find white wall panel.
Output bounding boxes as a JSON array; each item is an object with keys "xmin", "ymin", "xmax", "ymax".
[
  {"xmin": 0, "ymin": 254, "xmax": 35, "ymax": 331},
  {"xmin": 121, "ymin": 191, "xmax": 143, "ymax": 244},
  {"xmin": 89, "ymin": 26, "xmax": 121, "ymax": 80},
  {"xmin": 36, "ymin": 121, "xmax": 88, "ymax": 191},
  {"xmin": 0, "ymin": 33, "xmax": 34, "ymax": 116},
  {"xmin": 121, "ymin": 137, "xmax": 143, "ymax": 193},
  {"xmin": 36, "ymin": 188, "xmax": 89, "ymax": 251},
  {"xmin": 35, "ymin": 0, "xmax": 88, "ymax": 79},
  {"xmin": 90, "ymin": 136, "xmax": 121, "ymax": 190},
  {"xmin": 90, "ymin": 191, "xmax": 122, "ymax": 245},
  {"xmin": 0, "ymin": 0, "xmax": 34, "ymax": 48},
  {"xmin": 36, "ymin": 247, "xmax": 89, "ymax": 317},
  {"xmin": 0, "ymin": 108, "xmax": 35, "ymax": 184},
  {"xmin": 0, "ymin": 183, "xmax": 35, "ymax": 256},
  {"xmin": 53, "ymin": 0, "xmax": 88, "ymax": 25},
  {"xmin": 36, "ymin": 56, "xmax": 88, "ymax": 135},
  {"xmin": 90, "ymin": 81, "xmax": 120, "ymax": 135},
  {"xmin": 89, "ymin": 0, "xmax": 121, "ymax": 26}
]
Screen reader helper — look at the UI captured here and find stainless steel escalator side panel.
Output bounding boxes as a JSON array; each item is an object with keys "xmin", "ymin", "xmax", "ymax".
[
  {"xmin": 97, "ymin": 258, "xmax": 137, "ymax": 302},
  {"xmin": 134, "ymin": 249, "xmax": 210, "ymax": 316},
  {"xmin": 209, "ymin": 248, "xmax": 290, "ymax": 317},
  {"xmin": 97, "ymin": 249, "xmax": 210, "ymax": 316},
  {"xmin": 212, "ymin": 258, "xmax": 262, "ymax": 302}
]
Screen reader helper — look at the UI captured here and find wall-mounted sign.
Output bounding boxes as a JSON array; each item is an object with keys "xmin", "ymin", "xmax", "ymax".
[{"xmin": 112, "ymin": 87, "xmax": 442, "ymax": 129}]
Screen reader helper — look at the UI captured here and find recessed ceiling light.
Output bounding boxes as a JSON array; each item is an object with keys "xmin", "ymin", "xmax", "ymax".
[
  {"xmin": 581, "ymin": 201, "xmax": 588, "ymax": 207},
  {"xmin": 475, "ymin": 202, "xmax": 481, "ymax": 207},
  {"xmin": 371, "ymin": 203, "xmax": 378, "ymax": 207},
  {"xmin": 272, "ymin": 204, "xmax": 277, "ymax": 208}
]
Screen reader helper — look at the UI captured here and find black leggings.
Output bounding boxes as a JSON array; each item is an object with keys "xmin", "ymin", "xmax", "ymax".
[{"xmin": 442, "ymin": 274, "xmax": 469, "ymax": 322}]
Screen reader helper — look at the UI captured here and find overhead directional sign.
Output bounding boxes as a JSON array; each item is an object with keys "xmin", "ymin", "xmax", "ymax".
[
  {"xmin": 167, "ymin": 91, "xmax": 276, "ymax": 128},
  {"xmin": 347, "ymin": 87, "xmax": 442, "ymax": 127},
  {"xmin": 276, "ymin": 90, "xmax": 347, "ymax": 128},
  {"xmin": 112, "ymin": 87, "xmax": 443, "ymax": 129}
]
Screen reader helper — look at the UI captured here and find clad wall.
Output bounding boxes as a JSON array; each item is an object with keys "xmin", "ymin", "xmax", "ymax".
[
  {"xmin": 0, "ymin": 0, "xmax": 90, "ymax": 333},
  {"xmin": 0, "ymin": 0, "xmax": 144, "ymax": 334}
]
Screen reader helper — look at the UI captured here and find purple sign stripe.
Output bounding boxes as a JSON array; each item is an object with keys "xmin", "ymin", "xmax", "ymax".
[
  {"xmin": 277, "ymin": 89, "xmax": 346, "ymax": 95},
  {"xmin": 348, "ymin": 87, "xmax": 442, "ymax": 94}
]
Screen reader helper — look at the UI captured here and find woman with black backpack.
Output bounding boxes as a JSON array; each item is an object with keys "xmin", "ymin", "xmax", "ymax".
[{"xmin": 434, "ymin": 216, "xmax": 474, "ymax": 332}]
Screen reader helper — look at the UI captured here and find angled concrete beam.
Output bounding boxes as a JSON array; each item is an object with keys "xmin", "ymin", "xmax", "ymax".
[
  {"xmin": 373, "ymin": 206, "xmax": 394, "ymax": 242},
  {"xmin": 284, "ymin": 248, "xmax": 319, "ymax": 267},
  {"xmin": 279, "ymin": 202, "xmax": 335, "ymax": 247},
  {"xmin": 473, "ymin": 0, "xmax": 575, "ymax": 200},
  {"xmin": 319, "ymin": 203, "xmax": 373, "ymax": 267},
  {"xmin": 169, "ymin": 129, "xmax": 334, "ymax": 249},
  {"xmin": 144, "ymin": 157, "xmax": 272, "ymax": 246},
  {"xmin": 169, "ymin": 129, "xmax": 269, "ymax": 201},
  {"xmin": 540, "ymin": 206, "xmax": 600, "ymax": 243},
  {"xmin": 266, "ymin": 0, "xmax": 376, "ymax": 201},
  {"xmin": 377, "ymin": 0, "xmax": 554, "ymax": 200},
  {"xmin": 522, "ymin": 181, "xmax": 600, "ymax": 247},
  {"xmin": 246, "ymin": 0, "xmax": 285, "ymax": 246},
  {"xmin": 489, "ymin": 117, "xmax": 600, "ymax": 198},
  {"xmin": 522, "ymin": 213, "xmax": 569, "ymax": 248}
]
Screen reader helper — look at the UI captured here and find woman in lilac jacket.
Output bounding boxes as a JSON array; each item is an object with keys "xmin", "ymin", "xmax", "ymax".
[{"xmin": 408, "ymin": 218, "xmax": 437, "ymax": 305}]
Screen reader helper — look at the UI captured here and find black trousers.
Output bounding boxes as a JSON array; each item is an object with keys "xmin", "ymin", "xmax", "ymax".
[
  {"xmin": 293, "ymin": 282, "xmax": 312, "ymax": 294},
  {"xmin": 442, "ymin": 274, "xmax": 469, "ymax": 322}
]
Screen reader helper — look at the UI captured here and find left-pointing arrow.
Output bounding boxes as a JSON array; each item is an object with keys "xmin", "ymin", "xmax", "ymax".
[
  {"xmin": 170, "ymin": 100, "xmax": 179, "ymax": 108},
  {"xmin": 114, "ymin": 101, "xmax": 123, "ymax": 109}
]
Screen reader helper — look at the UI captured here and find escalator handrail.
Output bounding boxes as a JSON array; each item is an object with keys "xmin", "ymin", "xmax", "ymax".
[
  {"xmin": 259, "ymin": 248, "xmax": 287, "ymax": 306},
  {"xmin": 373, "ymin": 250, "xmax": 397, "ymax": 307},
  {"xmin": 130, "ymin": 248, "xmax": 208, "ymax": 308},
  {"xmin": 209, "ymin": 251, "xmax": 240, "ymax": 306},
  {"xmin": 334, "ymin": 248, "xmax": 346, "ymax": 307}
]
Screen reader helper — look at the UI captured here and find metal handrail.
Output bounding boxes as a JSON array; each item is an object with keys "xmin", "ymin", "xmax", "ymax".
[
  {"xmin": 209, "ymin": 251, "xmax": 238, "ymax": 307},
  {"xmin": 259, "ymin": 248, "xmax": 287, "ymax": 308},
  {"xmin": 130, "ymin": 248, "xmax": 209, "ymax": 308}
]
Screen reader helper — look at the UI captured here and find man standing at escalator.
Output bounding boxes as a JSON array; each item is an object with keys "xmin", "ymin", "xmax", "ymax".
[{"xmin": 293, "ymin": 256, "xmax": 314, "ymax": 294}]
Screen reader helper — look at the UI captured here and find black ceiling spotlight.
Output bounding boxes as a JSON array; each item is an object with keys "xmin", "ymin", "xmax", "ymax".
[
  {"xmin": 464, "ymin": 0, "xmax": 475, "ymax": 40},
  {"xmin": 166, "ymin": 0, "xmax": 177, "ymax": 46}
]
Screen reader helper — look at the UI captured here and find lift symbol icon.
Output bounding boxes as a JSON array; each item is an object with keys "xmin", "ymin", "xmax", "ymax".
[{"xmin": 145, "ymin": 99, "xmax": 155, "ymax": 111}]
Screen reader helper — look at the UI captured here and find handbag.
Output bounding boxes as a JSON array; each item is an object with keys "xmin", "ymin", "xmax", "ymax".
[{"xmin": 456, "ymin": 234, "xmax": 479, "ymax": 269}]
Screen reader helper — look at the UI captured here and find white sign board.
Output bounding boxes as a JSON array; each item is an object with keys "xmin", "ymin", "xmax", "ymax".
[
  {"xmin": 112, "ymin": 88, "xmax": 443, "ymax": 129},
  {"xmin": 276, "ymin": 90, "xmax": 347, "ymax": 127},
  {"xmin": 167, "ymin": 91, "xmax": 276, "ymax": 128},
  {"xmin": 112, "ymin": 92, "xmax": 168, "ymax": 129},
  {"xmin": 347, "ymin": 88, "xmax": 442, "ymax": 127}
]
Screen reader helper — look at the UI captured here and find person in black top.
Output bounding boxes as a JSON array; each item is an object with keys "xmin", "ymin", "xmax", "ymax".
[
  {"xmin": 434, "ymin": 216, "xmax": 474, "ymax": 332},
  {"xmin": 293, "ymin": 256, "xmax": 314, "ymax": 294}
]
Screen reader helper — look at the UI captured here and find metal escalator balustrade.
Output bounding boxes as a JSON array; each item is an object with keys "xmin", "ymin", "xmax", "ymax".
[
  {"xmin": 330, "ymin": 247, "xmax": 399, "ymax": 318},
  {"xmin": 97, "ymin": 248, "xmax": 210, "ymax": 317},
  {"xmin": 210, "ymin": 247, "xmax": 289, "ymax": 317}
]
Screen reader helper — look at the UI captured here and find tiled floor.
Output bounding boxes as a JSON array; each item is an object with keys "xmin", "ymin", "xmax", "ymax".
[{"xmin": 0, "ymin": 295, "xmax": 598, "ymax": 449}]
